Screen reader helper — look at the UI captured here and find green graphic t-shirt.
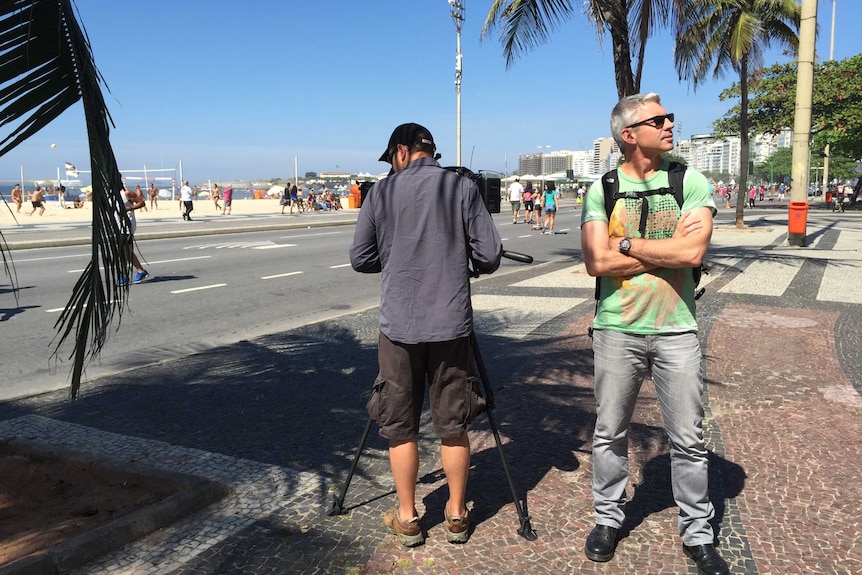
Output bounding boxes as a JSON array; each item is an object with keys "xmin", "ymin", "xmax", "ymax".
[{"xmin": 580, "ymin": 162, "xmax": 716, "ymax": 334}]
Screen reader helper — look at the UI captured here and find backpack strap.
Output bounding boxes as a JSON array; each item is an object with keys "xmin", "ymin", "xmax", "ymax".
[{"xmin": 592, "ymin": 162, "xmax": 697, "ymax": 305}]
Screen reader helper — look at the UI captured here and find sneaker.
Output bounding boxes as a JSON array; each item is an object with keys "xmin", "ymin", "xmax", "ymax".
[
  {"xmin": 443, "ymin": 505, "xmax": 470, "ymax": 544},
  {"xmin": 116, "ymin": 275, "xmax": 128, "ymax": 286},
  {"xmin": 383, "ymin": 507, "xmax": 424, "ymax": 547},
  {"xmin": 132, "ymin": 270, "xmax": 149, "ymax": 284}
]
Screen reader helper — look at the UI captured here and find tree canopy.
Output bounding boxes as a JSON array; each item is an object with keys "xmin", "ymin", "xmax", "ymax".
[{"xmin": 715, "ymin": 53, "xmax": 862, "ymax": 162}]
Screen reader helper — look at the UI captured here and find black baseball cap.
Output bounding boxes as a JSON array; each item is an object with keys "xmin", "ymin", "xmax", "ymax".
[{"xmin": 378, "ymin": 123, "xmax": 436, "ymax": 163}]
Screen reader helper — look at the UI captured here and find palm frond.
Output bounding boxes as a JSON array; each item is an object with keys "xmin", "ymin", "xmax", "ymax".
[
  {"xmin": 480, "ymin": 0, "xmax": 578, "ymax": 69},
  {"xmin": 0, "ymin": 0, "xmax": 132, "ymax": 398}
]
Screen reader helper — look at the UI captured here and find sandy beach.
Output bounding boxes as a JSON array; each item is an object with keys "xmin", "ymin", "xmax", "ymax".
[{"xmin": 0, "ymin": 198, "xmax": 343, "ymax": 227}]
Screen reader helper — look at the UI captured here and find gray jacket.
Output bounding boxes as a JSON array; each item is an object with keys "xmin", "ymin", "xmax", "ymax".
[{"xmin": 350, "ymin": 157, "xmax": 502, "ymax": 343}]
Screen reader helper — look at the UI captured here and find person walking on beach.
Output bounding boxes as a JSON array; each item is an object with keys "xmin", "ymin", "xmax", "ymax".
[
  {"xmin": 11, "ymin": 183, "xmax": 23, "ymax": 213},
  {"xmin": 148, "ymin": 183, "xmax": 159, "ymax": 210},
  {"xmin": 580, "ymin": 93, "xmax": 727, "ymax": 575},
  {"xmin": 222, "ymin": 185, "xmax": 233, "ymax": 215},
  {"xmin": 27, "ymin": 185, "xmax": 45, "ymax": 216},
  {"xmin": 508, "ymin": 177, "xmax": 524, "ymax": 223},
  {"xmin": 133, "ymin": 184, "xmax": 148, "ymax": 211},
  {"xmin": 180, "ymin": 181, "xmax": 194, "ymax": 221},
  {"xmin": 350, "ymin": 122, "xmax": 502, "ymax": 548},
  {"xmin": 289, "ymin": 184, "xmax": 301, "ymax": 214},
  {"xmin": 212, "ymin": 183, "xmax": 221, "ymax": 212}
]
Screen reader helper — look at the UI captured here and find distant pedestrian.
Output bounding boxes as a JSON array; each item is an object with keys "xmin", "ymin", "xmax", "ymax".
[
  {"xmin": 777, "ymin": 183, "xmax": 786, "ymax": 202},
  {"xmin": 508, "ymin": 177, "xmax": 524, "ymax": 223},
  {"xmin": 28, "ymin": 185, "xmax": 45, "ymax": 216},
  {"xmin": 11, "ymin": 183, "xmax": 23, "ymax": 213},
  {"xmin": 541, "ymin": 183, "xmax": 560, "ymax": 234},
  {"xmin": 290, "ymin": 184, "xmax": 300, "ymax": 214},
  {"xmin": 532, "ymin": 186, "xmax": 544, "ymax": 230},
  {"xmin": 117, "ymin": 188, "xmax": 149, "ymax": 285},
  {"xmin": 748, "ymin": 186, "xmax": 756, "ymax": 209},
  {"xmin": 295, "ymin": 185, "xmax": 305, "ymax": 212},
  {"xmin": 522, "ymin": 185, "xmax": 534, "ymax": 224},
  {"xmin": 134, "ymin": 184, "xmax": 148, "ymax": 211},
  {"xmin": 835, "ymin": 184, "xmax": 846, "ymax": 213},
  {"xmin": 148, "ymin": 183, "xmax": 159, "ymax": 210},
  {"xmin": 180, "ymin": 181, "xmax": 194, "ymax": 221},
  {"xmin": 222, "ymin": 185, "xmax": 233, "ymax": 215},
  {"xmin": 212, "ymin": 183, "xmax": 221, "ymax": 211}
]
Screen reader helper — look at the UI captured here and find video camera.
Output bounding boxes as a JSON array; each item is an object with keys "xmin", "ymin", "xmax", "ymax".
[
  {"xmin": 358, "ymin": 167, "xmax": 501, "ymax": 214},
  {"xmin": 443, "ymin": 166, "xmax": 501, "ymax": 214}
]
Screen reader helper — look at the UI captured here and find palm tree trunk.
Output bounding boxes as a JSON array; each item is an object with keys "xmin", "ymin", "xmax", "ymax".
[
  {"xmin": 735, "ymin": 57, "xmax": 750, "ymax": 229},
  {"xmin": 605, "ymin": 1, "xmax": 636, "ymax": 98}
]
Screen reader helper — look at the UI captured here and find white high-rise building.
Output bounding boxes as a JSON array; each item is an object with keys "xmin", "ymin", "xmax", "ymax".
[
  {"xmin": 593, "ymin": 138, "xmax": 618, "ymax": 174},
  {"xmin": 676, "ymin": 129, "xmax": 792, "ymax": 178}
]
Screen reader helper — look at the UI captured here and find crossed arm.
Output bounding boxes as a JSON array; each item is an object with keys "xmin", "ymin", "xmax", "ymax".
[{"xmin": 581, "ymin": 206, "xmax": 713, "ymax": 278}]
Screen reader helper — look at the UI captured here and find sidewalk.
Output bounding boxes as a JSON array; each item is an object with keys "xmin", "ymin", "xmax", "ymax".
[{"xmin": 0, "ymin": 209, "xmax": 860, "ymax": 574}]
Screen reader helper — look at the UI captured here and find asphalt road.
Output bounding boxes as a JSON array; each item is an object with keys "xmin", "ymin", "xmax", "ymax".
[
  {"xmin": 0, "ymin": 207, "xmax": 585, "ymax": 400},
  {"xmin": 2, "ymin": 201, "xmax": 843, "ymax": 401}
]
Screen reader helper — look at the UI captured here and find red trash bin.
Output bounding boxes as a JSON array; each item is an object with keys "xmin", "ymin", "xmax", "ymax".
[{"xmin": 788, "ymin": 201, "xmax": 808, "ymax": 234}]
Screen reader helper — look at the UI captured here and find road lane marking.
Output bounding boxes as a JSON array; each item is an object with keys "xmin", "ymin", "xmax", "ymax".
[
  {"xmin": 171, "ymin": 284, "xmax": 226, "ymax": 294},
  {"xmin": 261, "ymin": 271, "xmax": 304, "ymax": 280},
  {"xmin": 46, "ymin": 299, "xmax": 119, "ymax": 313},
  {"xmin": 279, "ymin": 231, "xmax": 342, "ymax": 239},
  {"xmin": 329, "ymin": 264, "xmax": 351, "ymax": 269},
  {"xmin": 68, "ymin": 255, "xmax": 212, "ymax": 273},
  {"xmin": 252, "ymin": 244, "xmax": 297, "ymax": 250},
  {"xmin": 15, "ymin": 254, "xmax": 91, "ymax": 263}
]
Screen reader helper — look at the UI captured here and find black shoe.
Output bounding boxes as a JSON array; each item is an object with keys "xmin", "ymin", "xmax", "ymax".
[
  {"xmin": 584, "ymin": 524, "xmax": 618, "ymax": 562},
  {"xmin": 683, "ymin": 544, "xmax": 730, "ymax": 575}
]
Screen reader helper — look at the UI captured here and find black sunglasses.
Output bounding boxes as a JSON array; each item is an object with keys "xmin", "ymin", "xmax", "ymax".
[{"xmin": 626, "ymin": 113, "xmax": 674, "ymax": 130}]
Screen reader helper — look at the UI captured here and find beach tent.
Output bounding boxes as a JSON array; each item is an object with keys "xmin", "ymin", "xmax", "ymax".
[{"xmin": 267, "ymin": 185, "xmax": 285, "ymax": 198}]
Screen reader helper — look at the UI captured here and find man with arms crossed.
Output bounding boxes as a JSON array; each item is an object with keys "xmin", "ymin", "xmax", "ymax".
[
  {"xmin": 350, "ymin": 123, "xmax": 501, "ymax": 547},
  {"xmin": 581, "ymin": 93, "xmax": 728, "ymax": 575}
]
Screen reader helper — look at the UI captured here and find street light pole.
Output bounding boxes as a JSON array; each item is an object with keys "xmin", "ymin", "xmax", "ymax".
[
  {"xmin": 788, "ymin": 0, "xmax": 818, "ymax": 246},
  {"xmin": 537, "ymin": 145, "xmax": 550, "ymax": 191},
  {"xmin": 449, "ymin": 0, "xmax": 464, "ymax": 167},
  {"xmin": 821, "ymin": 0, "xmax": 836, "ymax": 200}
]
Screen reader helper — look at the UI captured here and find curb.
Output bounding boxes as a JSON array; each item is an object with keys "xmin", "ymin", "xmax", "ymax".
[{"xmin": 0, "ymin": 439, "xmax": 229, "ymax": 575}]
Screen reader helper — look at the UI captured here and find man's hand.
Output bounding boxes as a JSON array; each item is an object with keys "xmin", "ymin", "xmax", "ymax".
[{"xmin": 673, "ymin": 211, "xmax": 704, "ymax": 238}]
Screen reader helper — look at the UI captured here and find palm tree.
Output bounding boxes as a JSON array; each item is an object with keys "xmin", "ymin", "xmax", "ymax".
[
  {"xmin": 481, "ymin": 0, "xmax": 685, "ymax": 99},
  {"xmin": 674, "ymin": 0, "xmax": 800, "ymax": 228},
  {"xmin": 0, "ymin": 0, "xmax": 133, "ymax": 398}
]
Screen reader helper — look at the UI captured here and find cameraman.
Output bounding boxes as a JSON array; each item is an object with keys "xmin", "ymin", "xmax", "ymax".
[{"xmin": 350, "ymin": 123, "xmax": 502, "ymax": 547}]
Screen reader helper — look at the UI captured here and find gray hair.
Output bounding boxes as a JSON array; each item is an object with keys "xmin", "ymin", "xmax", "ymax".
[{"xmin": 610, "ymin": 93, "xmax": 662, "ymax": 150}]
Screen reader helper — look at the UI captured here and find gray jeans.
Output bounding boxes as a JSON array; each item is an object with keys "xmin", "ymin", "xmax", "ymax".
[{"xmin": 591, "ymin": 329, "xmax": 715, "ymax": 545}]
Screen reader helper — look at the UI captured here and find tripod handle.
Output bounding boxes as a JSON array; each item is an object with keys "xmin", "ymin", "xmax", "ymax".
[{"xmin": 502, "ymin": 250, "xmax": 533, "ymax": 264}]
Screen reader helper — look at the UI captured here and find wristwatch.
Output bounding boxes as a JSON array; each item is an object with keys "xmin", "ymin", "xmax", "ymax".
[{"xmin": 619, "ymin": 237, "xmax": 632, "ymax": 255}]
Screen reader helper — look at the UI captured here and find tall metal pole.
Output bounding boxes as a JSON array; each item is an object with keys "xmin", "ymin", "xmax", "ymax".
[
  {"xmin": 788, "ymin": 0, "xmax": 818, "ymax": 246},
  {"xmin": 450, "ymin": 0, "xmax": 464, "ymax": 167},
  {"xmin": 820, "ymin": 0, "xmax": 836, "ymax": 200}
]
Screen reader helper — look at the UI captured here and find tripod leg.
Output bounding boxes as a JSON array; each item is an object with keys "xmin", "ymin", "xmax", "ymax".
[
  {"xmin": 470, "ymin": 332, "xmax": 538, "ymax": 541},
  {"xmin": 329, "ymin": 414, "xmax": 374, "ymax": 516}
]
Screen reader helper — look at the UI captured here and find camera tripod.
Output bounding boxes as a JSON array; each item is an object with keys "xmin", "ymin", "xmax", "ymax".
[{"xmin": 329, "ymin": 250, "xmax": 538, "ymax": 541}]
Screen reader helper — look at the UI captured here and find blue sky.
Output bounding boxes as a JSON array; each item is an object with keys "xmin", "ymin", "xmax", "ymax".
[{"xmin": 2, "ymin": 0, "xmax": 858, "ymax": 186}]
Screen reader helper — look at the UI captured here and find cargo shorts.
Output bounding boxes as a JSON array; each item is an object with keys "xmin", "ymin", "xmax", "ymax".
[{"xmin": 367, "ymin": 332, "xmax": 486, "ymax": 441}]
